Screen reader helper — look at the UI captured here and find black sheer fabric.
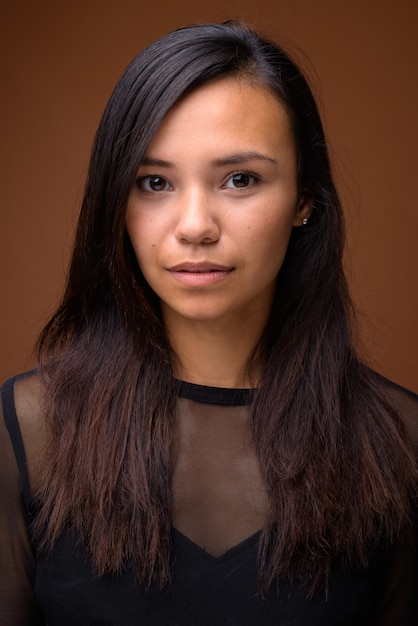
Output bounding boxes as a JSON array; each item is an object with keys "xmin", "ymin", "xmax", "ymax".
[
  {"xmin": 172, "ymin": 388, "xmax": 268, "ymax": 557},
  {"xmin": 1, "ymin": 371, "xmax": 417, "ymax": 625},
  {"xmin": 1, "ymin": 373, "xmax": 45, "ymax": 625}
]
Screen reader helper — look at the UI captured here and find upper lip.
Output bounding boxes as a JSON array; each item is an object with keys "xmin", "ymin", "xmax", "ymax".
[{"xmin": 168, "ymin": 262, "xmax": 234, "ymax": 272}]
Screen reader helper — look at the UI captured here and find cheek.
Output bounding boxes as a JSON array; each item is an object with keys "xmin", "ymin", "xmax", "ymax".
[
  {"xmin": 126, "ymin": 216, "xmax": 157, "ymax": 263},
  {"xmin": 247, "ymin": 210, "xmax": 295, "ymax": 248},
  {"xmin": 248, "ymin": 213, "xmax": 295, "ymax": 275}
]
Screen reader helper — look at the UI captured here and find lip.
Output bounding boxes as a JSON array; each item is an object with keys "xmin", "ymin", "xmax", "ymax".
[
  {"xmin": 167, "ymin": 261, "xmax": 234, "ymax": 286},
  {"xmin": 169, "ymin": 262, "xmax": 233, "ymax": 272}
]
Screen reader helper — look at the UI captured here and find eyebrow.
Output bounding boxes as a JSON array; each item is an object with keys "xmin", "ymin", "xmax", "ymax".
[
  {"xmin": 140, "ymin": 151, "xmax": 279, "ymax": 168},
  {"xmin": 140, "ymin": 157, "xmax": 173, "ymax": 168},
  {"xmin": 210, "ymin": 151, "xmax": 279, "ymax": 167}
]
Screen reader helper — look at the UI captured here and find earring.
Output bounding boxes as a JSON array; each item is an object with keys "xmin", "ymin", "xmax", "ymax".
[{"xmin": 302, "ymin": 218, "xmax": 309, "ymax": 225}]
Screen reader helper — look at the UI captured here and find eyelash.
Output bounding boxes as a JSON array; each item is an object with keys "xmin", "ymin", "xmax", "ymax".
[
  {"xmin": 135, "ymin": 175, "xmax": 172, "ymax": 193},
  {"xmin": 135, "ymin": 170, "xmax": 262, "ymax": 193},
  {"xmin": 222, "ymin": 171, "xmax": 261, "ymax": 189}
]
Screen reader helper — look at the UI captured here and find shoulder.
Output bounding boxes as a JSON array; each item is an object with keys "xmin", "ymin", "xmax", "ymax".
[
  {"xmin": 1, "ymin": 370, "xmax": 47, "ymax": 491},
  {"xmin": 1, "ymin": 370, "xmax": 46, "ymax": 436},
  {"xmin": 378, "ymin": 374, "xmax": 418, "ymax": 456},
  {"xmin": 2, "ymin": 368, "xmax": 45, "ymax": 409}
]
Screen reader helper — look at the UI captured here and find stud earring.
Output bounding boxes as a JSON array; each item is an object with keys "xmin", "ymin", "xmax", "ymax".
[{"xmin": 302, "ymin": 218, "xmax": 309, "ymax": 225}]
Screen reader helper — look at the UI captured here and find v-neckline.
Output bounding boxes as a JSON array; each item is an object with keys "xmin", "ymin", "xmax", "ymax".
[{"xmin": 172, "ymin": 527, "xmax": 262, "ymax": 564}]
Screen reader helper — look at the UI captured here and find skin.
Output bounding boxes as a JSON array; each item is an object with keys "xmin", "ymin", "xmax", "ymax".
[{"xmin": 126, "ymin": 78, "xmax": 312, "ymax": 386}]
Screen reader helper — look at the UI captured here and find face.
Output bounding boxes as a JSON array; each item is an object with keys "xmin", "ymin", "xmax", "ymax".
[{"xmin": 126, "ymin": 78, "xmax": 311, "ymax": 331}]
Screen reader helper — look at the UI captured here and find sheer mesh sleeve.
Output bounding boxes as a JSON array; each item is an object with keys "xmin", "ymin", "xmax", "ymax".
[
  {"xmin": 0, "ymin": 376, "xmax": 45, "ymax": 625},
  {"xmin": 375, "ymin": 379, "xmax": 418, "ymax": 625}
]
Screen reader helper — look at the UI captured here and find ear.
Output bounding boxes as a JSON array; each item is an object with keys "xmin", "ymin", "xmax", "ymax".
[{"xmin": 293, "ymin": 193, "xmax": 314, "ymax": 227}]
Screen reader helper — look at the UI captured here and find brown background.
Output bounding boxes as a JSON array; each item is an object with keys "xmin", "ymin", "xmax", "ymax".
[{"xmin": 1, "ymin": 0, "xmax": 417, "ymax": 390}]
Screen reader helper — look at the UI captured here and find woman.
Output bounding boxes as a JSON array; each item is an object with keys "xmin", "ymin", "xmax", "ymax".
[{"xmin": 1, "ymin": 21, "xmax": 417, "ymax": 625}]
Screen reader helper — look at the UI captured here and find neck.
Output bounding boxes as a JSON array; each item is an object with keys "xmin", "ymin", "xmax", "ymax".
[{"xmin": 163, "ymin": 310, "xmax": 267, "ymax": 389}]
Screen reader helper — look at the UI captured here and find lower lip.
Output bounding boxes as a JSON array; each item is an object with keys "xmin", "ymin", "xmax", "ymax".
[{"xmin": 168, "ymin": 269, "xmax": 233, "ymax": 286}]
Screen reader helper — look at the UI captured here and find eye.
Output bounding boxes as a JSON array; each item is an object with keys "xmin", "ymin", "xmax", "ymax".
[
  {"xmin": 223, "ymin": 172, "xmax": 259, "ymax": 189},
  {"xmin": 136, "ymin": 175, "xmax": 172, "ymax": 192}
]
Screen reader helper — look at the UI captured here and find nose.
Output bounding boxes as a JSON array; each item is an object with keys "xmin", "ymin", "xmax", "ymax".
[{"xmin": 174, "ymin": 188, "xmax": 220, "ymax": 244}]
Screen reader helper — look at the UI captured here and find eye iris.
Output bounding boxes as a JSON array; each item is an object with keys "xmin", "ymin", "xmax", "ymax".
[
  {"xmin": 233, "ymin": 173, "xmax": 250, "ymax": 188},
  {"xmin": 149, "ymin": 176, "xmax": 166, "ymax": 191}
]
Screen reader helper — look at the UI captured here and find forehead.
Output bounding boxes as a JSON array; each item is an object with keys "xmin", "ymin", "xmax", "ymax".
[{"xmin": 143, "ymin": 78, "xmax": 295, "ymax": 160}]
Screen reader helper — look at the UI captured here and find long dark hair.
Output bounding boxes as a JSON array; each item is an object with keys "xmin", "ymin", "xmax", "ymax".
[{"xmin": 36, "ymin": 21, "xmax": 417, "ymax": 593}]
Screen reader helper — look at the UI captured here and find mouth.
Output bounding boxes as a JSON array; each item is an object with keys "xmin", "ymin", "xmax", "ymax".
[
  {"xmin": 168, "ymin": 262, "xmax": 234, "ymax": 273},
  {"xmin": 167, "ymin": 262, "xmax": 234, "ymax": 286}
]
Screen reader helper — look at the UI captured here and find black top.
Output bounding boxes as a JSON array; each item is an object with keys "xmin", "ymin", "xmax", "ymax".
[{"xmin": 1, "ymin": 372, "xmax": 417, "ymax": 625}]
